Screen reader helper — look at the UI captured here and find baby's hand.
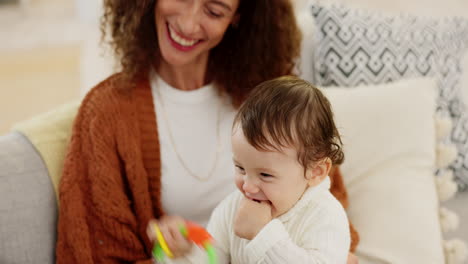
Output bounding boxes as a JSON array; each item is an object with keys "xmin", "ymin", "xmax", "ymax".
[
  {"xmin": 233, "ymin": 197, "xmax": 272, "ymax": 240},
  {"xmin": 147, "ymin": 216, "xmax": 193, "ymax": 258}
]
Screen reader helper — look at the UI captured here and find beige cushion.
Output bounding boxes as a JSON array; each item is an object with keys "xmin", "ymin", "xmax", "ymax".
[
  {"xmin": 322, "ymin": 78, "xmax": 444, "ymax": 264},
  {"xmin": 13, "ymin": 101, "xmax": 79, "ymax": 199}
]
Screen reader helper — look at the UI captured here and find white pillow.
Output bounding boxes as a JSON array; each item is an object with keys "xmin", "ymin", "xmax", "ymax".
[{"xmin": 322, "ymin": 78, "xmax": 444, "ymax": 264}]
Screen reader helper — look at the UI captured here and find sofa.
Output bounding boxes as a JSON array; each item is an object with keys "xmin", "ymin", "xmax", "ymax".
[
  {"xmin": 0, "ymin": 132, "xmax": 57, "ymax": 263},
  {"xmin": 2, "ymin": 103, "xmax": 468, "ymax": 263},
  {"xmin": 2, "ymin": 1, "xmax": 468, "ymax": 264},
  {"xmin": 0, "ymin": 102, "xmax": 78, "ymax": 264}
]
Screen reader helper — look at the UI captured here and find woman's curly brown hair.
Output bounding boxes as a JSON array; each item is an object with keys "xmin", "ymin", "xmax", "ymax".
[{"xmin": 101, "ymin": 0, "xmax": 302, "ymax": 106}]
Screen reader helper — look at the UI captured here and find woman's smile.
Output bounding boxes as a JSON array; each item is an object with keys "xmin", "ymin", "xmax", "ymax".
[
  {"xmin": 166, "ymin": 22, "xmax": 202, "ymax": 51},
  {"xmin": 155, "ymin": 0, "xmax": 239, "ymax": 67}
]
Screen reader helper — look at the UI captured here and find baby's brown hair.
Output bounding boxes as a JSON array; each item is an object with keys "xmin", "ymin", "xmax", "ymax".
[{"xmin": 234, "ymin": 76, "xmax": 344, "ymax": 169}]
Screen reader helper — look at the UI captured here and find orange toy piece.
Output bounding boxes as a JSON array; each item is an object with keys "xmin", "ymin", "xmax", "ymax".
[
  {"xmin": 152, "ymin": 221, "xmax": 217, "ymax": 264},
  {"xmin": 183, "ymin": 221, "xmax": 214, "ymax": 246}
]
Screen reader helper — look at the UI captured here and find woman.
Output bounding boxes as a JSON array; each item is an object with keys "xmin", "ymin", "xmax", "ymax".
[{"xmin": 56, "ymin": 0, "xmax": 358, "ymax": 263}]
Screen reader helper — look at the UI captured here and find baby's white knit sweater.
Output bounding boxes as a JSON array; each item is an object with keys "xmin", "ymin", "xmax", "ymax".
[{"xmin": 164, "ymin": 177, "xmax": 350, "ymax": 264}]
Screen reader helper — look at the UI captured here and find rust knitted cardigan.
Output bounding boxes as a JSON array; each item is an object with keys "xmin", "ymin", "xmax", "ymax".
[{"xmin": 55, "ymin": 74, "xmax": 358, "ymax": 264}]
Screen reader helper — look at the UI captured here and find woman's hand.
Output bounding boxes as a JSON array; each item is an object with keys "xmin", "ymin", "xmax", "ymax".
[
  {"xmin": 347, "ymin": 252, "xmax": 359, "ymax": 264},
  {"xmin": 233, "ymin": 197, "xmax": 272, "ymax": 240},
  {"xmin": 147, "ymin": 215, "xmax": 193, "ymax": 258}
]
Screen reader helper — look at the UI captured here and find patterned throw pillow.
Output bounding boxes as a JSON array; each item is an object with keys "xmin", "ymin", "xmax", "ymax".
[{"xmin": 311, "ymin": 4, "xmax": 468, "ymax": 189}]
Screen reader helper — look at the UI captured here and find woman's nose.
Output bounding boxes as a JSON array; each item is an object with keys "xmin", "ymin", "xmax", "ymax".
[{"xmin": 178, "ymin": 3, "xmax": 202, "ymax": 37}]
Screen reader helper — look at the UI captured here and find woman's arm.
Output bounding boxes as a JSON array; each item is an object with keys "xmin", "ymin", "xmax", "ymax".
[{"xmin": 55, "ymin": 98, "xmax": 152, "ymax": 264}]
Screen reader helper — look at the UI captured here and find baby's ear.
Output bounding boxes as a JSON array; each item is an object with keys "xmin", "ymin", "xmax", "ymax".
[{"xmin": 306, "ymin": 158, "xmax": 332, "ymax": 187}]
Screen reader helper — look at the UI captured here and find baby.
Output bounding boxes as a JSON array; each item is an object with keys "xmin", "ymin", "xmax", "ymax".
[{"xmin": 150, "ymin": 76, "xmax": 350, "ymax": 263}]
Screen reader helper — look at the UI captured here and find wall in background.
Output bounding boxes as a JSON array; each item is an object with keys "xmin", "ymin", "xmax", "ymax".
[
  {"xmin": 0, "ymin": 45, "xmax": 80, "ymax": 134},
  {"xmin": 0, "ymin": 0, "xmax": 88, "ymax": 135},
  {"xmin": 1, "ymin": 0, "xmax": 467, "ymax": 135}
]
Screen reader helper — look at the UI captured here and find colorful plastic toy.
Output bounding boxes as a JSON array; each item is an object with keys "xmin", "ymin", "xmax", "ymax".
[{"xmin": 152, "ymin": 221, "xmax": 217, "ymax": 264}]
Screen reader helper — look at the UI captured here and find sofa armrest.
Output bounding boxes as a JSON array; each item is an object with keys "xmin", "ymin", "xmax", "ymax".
[{"xmin": 0, "ymin": 132, "xmax": 57, "ymax": 264}]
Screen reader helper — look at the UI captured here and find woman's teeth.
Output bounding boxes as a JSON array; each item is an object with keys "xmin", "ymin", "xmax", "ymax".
[{"xmin": 169, "ymin": 25, "xmax": 198, "ymax": 47}]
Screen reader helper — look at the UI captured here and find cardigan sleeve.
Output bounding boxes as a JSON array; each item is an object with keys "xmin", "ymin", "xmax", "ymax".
[
  {"xmin": 55, "ymin": 96, "xmax": 152, "ymax": 264},
  {"xmin": 329, "ymin": 166, "xmax": 360, "ymax": 252}
]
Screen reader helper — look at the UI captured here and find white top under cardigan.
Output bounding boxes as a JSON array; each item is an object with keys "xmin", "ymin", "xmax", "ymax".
[
  {"xmin": 150, "ymin": 72, "xmax": 238, "ymax": 227},
  {"xmin": 163, "ymin": 177, "xmax": 351, "ymax": 264}
]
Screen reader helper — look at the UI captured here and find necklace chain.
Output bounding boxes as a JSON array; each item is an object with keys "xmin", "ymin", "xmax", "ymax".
[{"xmin": 155, "ymin": 84, "xmax": 221, "ymax": 182}]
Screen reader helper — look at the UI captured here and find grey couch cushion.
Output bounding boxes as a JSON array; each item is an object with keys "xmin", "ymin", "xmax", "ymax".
[{"xmin": 0, "ymin": 132, "xmax": 57, "ymax": 264}]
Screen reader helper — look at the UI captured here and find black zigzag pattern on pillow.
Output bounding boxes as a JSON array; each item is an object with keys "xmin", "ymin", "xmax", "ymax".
[{"xmin": 311, "ymin": 4, "xmax": 468, "ymax": 190}]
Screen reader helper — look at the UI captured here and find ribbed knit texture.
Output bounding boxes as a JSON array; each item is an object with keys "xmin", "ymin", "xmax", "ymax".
[
  {"xmin": 165, "ymin": 177, "xmax": 350, "ymax": 264},
  {"xmin": 56, "ymin": 74, "xmax": 159, "ymax": 264},
  {"xmin": 55, "ymin": 73, "xmax": 358, "ymax": 263}
]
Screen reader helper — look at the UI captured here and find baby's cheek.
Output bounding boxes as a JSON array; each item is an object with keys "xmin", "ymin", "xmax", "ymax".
[
  {"xmin": 269, "ymin": 192, "xmax": 286, "ymax": 214},
  {"xmin": 234, "ymin": 175, "xmax": 244, "ymax": 191}
]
